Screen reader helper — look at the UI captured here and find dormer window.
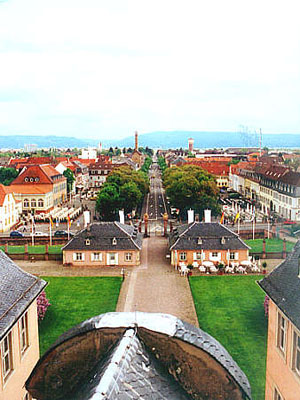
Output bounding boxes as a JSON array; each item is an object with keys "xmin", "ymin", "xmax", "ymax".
[
  {"xmin": 221, "ymin": 237, "xmax": 226, "ymax": 245},
  {"xmin": 112, "ymin": 237, "xmax": 117, "ymax": 245},
  {"xmin": 197, "ymin": 237, "xmax": 202, "ymax": 244},
  {"xmin": 85, "ymin": 239, "xmax": 90, "ymax": 246},
  {"xmin": 25, "ymin": 177, "xmax": 29, "ymax": 182}
]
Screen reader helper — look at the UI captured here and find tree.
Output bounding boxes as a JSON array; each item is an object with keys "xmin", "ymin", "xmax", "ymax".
[
  {"xmin": 63, "ymin": 168, "xmax": 75, "ymax": 193},
  {"xmin": 0, "ymin": 167, "xmax": 19, "ymax": 186},
  {"xmin": 96, "ymin": 166, "xmax": 149, "ymax": 220},
  {"xmin": 157, "ymin": 156, "xmax": 167, "ymax": 172},
  {"xmin": 141, "ymin": 156, "xmax": 152, "ymax": 173},
  {"xmin": 96, "ymin": 184, "xmax": 120, "ymax": 221},
  {"xmin": 163, "ymin": 164, "xmax": 220, "ymax": 219},
  {"xmin": 119, "ymin": 182, "xmax": 142, "ymax": 213}
]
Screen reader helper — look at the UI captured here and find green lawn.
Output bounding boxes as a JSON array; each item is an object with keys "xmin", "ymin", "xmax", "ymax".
[
  {"xmin": 189, "ymin": 275, "xmax": 267, "ymax": 400},
  {"xmin": 0, "ymin": 244, "xmax": 63, "ymax": 254},
  {"xmin": 48, "ymin": 245, "xmax": 63, "ymax": 254},
  {"xmin": 39, "ymin": 276, "xmax": 122, "ymax": 355},
  {"xmin": 245, "ymin": 238, "xmax": 294, "ymax": 253}
]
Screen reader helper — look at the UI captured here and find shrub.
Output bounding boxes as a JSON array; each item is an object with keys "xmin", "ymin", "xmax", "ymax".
[
  {"xmin": 37, "ymin": 291, "xmax": 51, "ymax": 321},
  {"xmin": 264, "ymin": 295, "xmax": 270, "ymax": 317}
]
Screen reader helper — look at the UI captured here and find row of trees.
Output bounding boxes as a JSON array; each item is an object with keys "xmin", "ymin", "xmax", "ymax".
[
  {"xmin": 140, "ymin": 156, "xmax": 152, "ymax": 173},
  {"xmin": 163, "ymin": 164, "xmax": 220, "ymax": 219},
  {"xmin": 104, "ymin": 146, "xmax": 154, "ymax": 158},
  {"xmin": 157, "ymin": 156, "xmax": 167, "ymax": 172},
  {"xmin": 96, "ymin": 166, "xmax": 149, "ymax": 220}
]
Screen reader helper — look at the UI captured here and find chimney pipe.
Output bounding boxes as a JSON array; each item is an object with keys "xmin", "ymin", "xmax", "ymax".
[
  {"xmin": 204, "ymin": 209, "xmax": 211, "ymax": 223},
  {"xmin": 119, "ymin": 210, "xmax": 125, "ymax": 225},
  {"xmin": 188, "ymin": 209, "xmax": 194, "ymax": 224}
]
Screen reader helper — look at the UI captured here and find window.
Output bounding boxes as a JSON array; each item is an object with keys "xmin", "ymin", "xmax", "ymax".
[
  {"xmin": 292, "ymin": 329, "xmax": 300, "ymax": 377},
  {"xmin": 92, "ymin": 252, "xmax": 102, "ymax": 261},
  {"xmin": 212, "ymin": 252, "xmax": 218, "ymax": 257},
  {"xmin": 19, "ymin": 312, "xmax": 29, "ymax": 355},
  {"xmin": 277, "ymin": 312, "xmax": 287, "ymax": 354},
  {"xmin": 24, "ymin": 198, "xmax": 29, "ymax": 208},
  {"xmin": 196, "ymin": 252, "xmax": 202, "ymax": 260},
  {"xmin": 74, "ymin": 253, "xmax": 83, "ymax": 261},
  {"xmin": 230, "ymin": 252, "xmax": 235, "ymax": 260},
  {"xmin": 38, "ymin": 198, "xmax": 44, "ymax": 208},
  {"xmin": 179, "ymin": 252, "xmax": 187, "ymax": 261},
  {"xmin": 274, "ymin": 387, "xmax": 283, "ymax": 400},
  {"xmin": 125, "ymin": 252, "xmax": 132, "ymax": 262},
  {"xmin": 1, "ymin": 331, "xmax": 13, "ymax": 381},
  {"xmin": 31, "ymin": 199, "xmax": 36, "ymax": 208}
]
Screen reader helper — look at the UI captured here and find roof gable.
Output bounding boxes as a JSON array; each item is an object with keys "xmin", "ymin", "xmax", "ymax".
[
  {"xmin": 63, "ymin": 222, "xmax": 142, "ymax": 251},
  {"xmin": 258, "ymin": 241, "xmax": 300, "ymax": 330},
  {"xmin": 169, "ymin": 222, "xmax": 249, "ymax": 251}
]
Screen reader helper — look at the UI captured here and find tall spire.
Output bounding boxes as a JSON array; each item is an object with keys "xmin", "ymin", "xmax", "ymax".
[{"xmin": 135, "ymin": 131, "xmax": 138, "ymax": 151}]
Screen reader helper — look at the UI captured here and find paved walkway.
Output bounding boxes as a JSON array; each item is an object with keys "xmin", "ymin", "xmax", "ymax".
[{"xmin": 116, "ymin": 236, "xmax": 199, "ymax": 327}]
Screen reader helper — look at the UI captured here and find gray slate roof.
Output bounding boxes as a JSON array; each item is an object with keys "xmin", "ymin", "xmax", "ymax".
[
  {"xmin": 26, "ymin": 312, "xmax": 252, "ymax": 400},
  {"xmin": 62, "ymin": 222, "xmax": 143, "ymax": 252},
  {"xmin": 258, "ymin": 240, "xmax": 300, "ymax": 330},
  {"xmin": 169, "ymin": 222, "xmax": 249, "ymax": 251},
  {"xmin": 0, "ymin": 251, "xmax": 47, "ymax": 340}
]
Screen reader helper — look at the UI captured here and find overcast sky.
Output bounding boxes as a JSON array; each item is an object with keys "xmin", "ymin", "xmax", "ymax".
[{"xmin": 0, "ymin": 0, "xmax": 299, "ymax": 140}]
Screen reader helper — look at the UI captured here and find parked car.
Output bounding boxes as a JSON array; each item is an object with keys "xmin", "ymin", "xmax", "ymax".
[
  {"xmin": 32, "ymin": 231, "xmax": 48, "ymax": 237},
  {"xmin": 10, "ymin": 230, "xmax": 24, "ymax": 238},
  {"xmin": 54, "ymin": 230, "xmax": 74, "ymax": 237}
]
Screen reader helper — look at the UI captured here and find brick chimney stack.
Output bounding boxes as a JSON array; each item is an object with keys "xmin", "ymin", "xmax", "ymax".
[
  {"xmin": 135, "ymin": 131, "xmax": 138, "ymax": 151},
  {"xmin": 188, "ymin": 138, "xmax": 194, "ymax": 153}
]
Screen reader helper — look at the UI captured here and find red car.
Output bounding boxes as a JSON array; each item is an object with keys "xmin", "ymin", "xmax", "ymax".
[{"xmin": 283, "ymin": 219, "xmax": 297, "ymax": 225}]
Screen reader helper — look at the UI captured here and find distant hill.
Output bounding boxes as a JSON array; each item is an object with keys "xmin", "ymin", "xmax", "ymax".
[
  {"xmin": 0, "ymin": 131, "xmax": 299, "ymax": 149},
  {"xmin": 102, "ymin": 131, "xmax": 300, "ymax": 149},
  {"xmin": 0, "ymin": 135, "xmax": 98, "ymax": 149}
]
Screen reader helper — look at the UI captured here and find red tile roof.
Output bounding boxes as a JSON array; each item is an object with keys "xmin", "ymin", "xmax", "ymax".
[
  {"xmin": 11, "ymin": 164, "xmax": 65, "ymax": 185},
  {"xmin": 185, "ymin": 160, "xmax": 230, "ymax": 176},
  {"xmin": 8, "ymin": 184, "xmax": 53, "ymax": 195}
]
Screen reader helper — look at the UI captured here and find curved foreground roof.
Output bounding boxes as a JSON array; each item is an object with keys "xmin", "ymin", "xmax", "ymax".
[{"xmin": 26, "ymin": 312, "xmax": 252, "ymax": 400}]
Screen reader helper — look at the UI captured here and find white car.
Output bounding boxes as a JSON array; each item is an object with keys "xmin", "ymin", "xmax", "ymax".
[{"xmin": 32, "ymin": 231, "xmax": 48, "ymax": 237}]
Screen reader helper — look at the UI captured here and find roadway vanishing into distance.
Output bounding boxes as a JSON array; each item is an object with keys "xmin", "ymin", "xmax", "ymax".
[{"xmin": 143, "ymin": 163, "xmax": 168, "ymax": 221}]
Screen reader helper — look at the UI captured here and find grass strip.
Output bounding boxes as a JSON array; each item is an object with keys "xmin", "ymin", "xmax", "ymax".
[{"xmin": 189, "ymin": 275, "xmax": 267, "ymax": 400}]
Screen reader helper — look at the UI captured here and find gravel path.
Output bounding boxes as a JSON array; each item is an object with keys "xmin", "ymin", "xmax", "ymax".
[{"xmin": 116, "ymin": 236, "xmax": 199, "ymax": 327}]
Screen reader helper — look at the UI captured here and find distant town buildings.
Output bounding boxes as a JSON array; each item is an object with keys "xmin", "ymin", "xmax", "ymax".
[
  {"xmin": 24, "ymin": 144, "xmax": 38, "ymax": 153},
  {"xmin": 79, "ymin": 147, "xmax": 97, "ymax": 160}
]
